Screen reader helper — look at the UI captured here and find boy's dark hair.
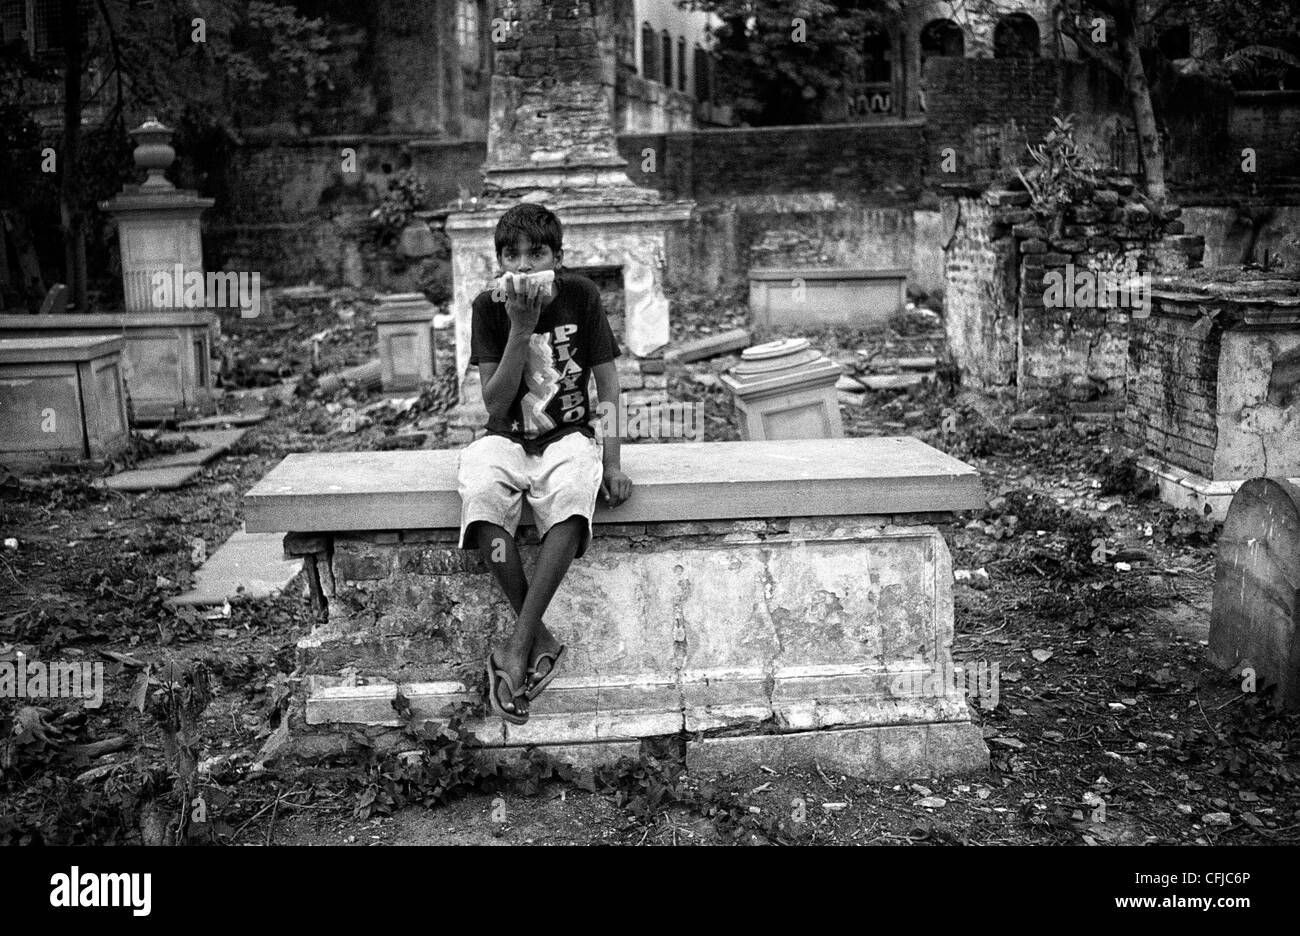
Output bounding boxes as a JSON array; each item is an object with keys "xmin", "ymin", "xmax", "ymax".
[{"xmin": 494, "ymin": 203, "xmax": 563, "ymax": 257}]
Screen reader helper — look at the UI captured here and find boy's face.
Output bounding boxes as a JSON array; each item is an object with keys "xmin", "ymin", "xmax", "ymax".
[{"xmin": 499, "ymin": 235, "xmax": 561, "ymax": 275}]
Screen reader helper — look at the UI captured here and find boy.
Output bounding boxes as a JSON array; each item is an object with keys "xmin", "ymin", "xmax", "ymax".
[{"xmin": 458, "ymin": 203, "xmax": 633, "ymax": 723}]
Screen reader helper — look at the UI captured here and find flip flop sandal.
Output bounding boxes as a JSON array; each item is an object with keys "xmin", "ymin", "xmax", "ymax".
[
  {"xmin": 486, "ymin": 653, "xmax": 529, "ymax": 725},
  {"xmin": 524, "ymin": 645, "xmax": 566, "ymax": 701}
]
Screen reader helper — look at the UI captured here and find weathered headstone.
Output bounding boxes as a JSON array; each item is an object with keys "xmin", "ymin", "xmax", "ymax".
[{"xmin": 1209, "ymin": 478, "xmax": 1300, "ymax": 711}]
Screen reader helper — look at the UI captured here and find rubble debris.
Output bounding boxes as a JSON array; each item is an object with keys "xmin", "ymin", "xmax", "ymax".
[{"xmin": 663, "ymin": 328, "xmax": 751, "ymax": 364}]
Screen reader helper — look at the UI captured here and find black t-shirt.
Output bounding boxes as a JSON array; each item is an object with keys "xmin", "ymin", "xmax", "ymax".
[{"xmin": 469, "ymin": 270, "xmax": 621, "ymax": 451}]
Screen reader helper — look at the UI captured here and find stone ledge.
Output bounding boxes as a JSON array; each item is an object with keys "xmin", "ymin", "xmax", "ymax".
[
  {"xmin": 244, "ymin": 437, "xmax": 986, "ymax": 533},
  {"xmin": 1134, "ymin": 455, "xmax": 1300, "ymax": 522},
  {"xmin": 300, "ymin": 684, "xmax": 988, "ymax": 779},
  {"xmin": 684, "ymin": 722, "xmax": 988, "ymax": 779}
]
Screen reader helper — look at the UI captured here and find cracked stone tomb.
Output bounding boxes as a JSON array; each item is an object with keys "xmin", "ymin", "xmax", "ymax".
[{"xmin": 244, "ymin": 437, "xmax": 991, "ymax": 777}]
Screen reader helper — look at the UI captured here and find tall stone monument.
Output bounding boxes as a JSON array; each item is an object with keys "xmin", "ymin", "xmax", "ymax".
[
  {"xmin": 0, "ymin": 118, "xmax": 218, "ymax": 420},
  {"xmin": 102, "ymin": 117, "xmax": 214, "ymax": 314},
  {"xmin": 446, "ymin": 0, "xmax": 692, "ymax": 425}
]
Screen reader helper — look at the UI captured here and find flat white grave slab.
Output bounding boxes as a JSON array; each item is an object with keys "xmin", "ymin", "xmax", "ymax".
[
  {"xmin": 244, "ymin": 436, "xmax": 985, "ymax": 532},
  {"xmin": 101, "ymin": 465, "xmax": 203, "ymax": 491},
  {"xmin": 170, "ymin": 526, "xmax": 303, "ymax": 606}
]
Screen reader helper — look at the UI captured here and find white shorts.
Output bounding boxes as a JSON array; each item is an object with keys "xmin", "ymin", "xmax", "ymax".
[{"xmin": 456, "ymin": 431, "xmax": 604, "ymax": 557}]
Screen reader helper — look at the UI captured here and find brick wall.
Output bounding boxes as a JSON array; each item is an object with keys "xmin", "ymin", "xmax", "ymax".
[
  {"xmin": 1124, "ymin": 308, "xmax": 1222, "ymax": 476},
  {"xmin": 1231, "ymin": 92, "xmax": 1300, "ymax": 178},
  {"xmin": 618, "ymin": 122, "xmax": 926, "ymax": 203},
  {"xmin": 614, "ymin": 122, "xmax": 930, "ymax": 291},
  {"xmin": 923, "ymin": 58, "xmax": 1064, "ymax": 185},
  {"xmin": 944, "ymin": 182, "xmax": 1206, "ymax": 406},
  {"xmin": 1014, "ymin": 183, "xmax": 1203, "ymax": 402},
  {"xmin": 204, "ymin": 136, "xmax": 485, "ymax": 288}
]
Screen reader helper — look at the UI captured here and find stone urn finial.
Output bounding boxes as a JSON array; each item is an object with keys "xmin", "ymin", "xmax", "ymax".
[{"xmin": 129, "ymin": 116, "xmax": 176, "ymax": 190}]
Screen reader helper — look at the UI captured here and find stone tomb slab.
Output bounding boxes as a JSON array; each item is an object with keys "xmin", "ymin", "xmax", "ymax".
[
  {"xmin": 244, "ymin": 437, "xmax": 986, "ymax": 533},
  {"xmin": 749, "ymin": 268, "xmax": 909, "ymax": 329},
  {"xmin": 0, "ymin": 335, "xmax": 130, "ymax": 469},
  {"xmin": 170, "ymin": 526, "xmax": 303, "ymax": 607},
  {"xmin": 101, "ymin": 465, "xmax": 203, "ymax": 491},
  {"xmin": 177, "ymin": 409, "xmax": 268, "ymax": 430},
  {"xmin": 248, "ymin": 437, "xmax": 989, "ymax": 777},
  {"xmin": 136, "ymin": 427, "xmax": 249, "ymax": 469},
  {"xmin": 0, "ymin": 311, "xmax": 217, "ymax": 421}
]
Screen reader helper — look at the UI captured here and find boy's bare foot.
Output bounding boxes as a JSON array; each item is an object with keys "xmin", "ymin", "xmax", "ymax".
[
  {"xmin": 529, "ymin": 624, "xmax": 564, "ymax": 682},
  {"xmin": 492, "ymin": 630, "xmax": 533, "ymax": 717}
]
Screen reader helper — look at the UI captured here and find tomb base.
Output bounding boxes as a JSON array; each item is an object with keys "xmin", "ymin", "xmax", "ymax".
[{"xmin": 247, "ymin": 438, "xmax": 989, "ymax": 778}]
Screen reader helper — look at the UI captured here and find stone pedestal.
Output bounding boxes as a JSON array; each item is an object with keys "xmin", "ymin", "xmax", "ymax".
[
  {"xmin": 1127, "ymin": 273, "xmax": 1300, "ymax": 519},
  {"xmin": 0, "ymin": 336, "xmax": 129, "ymax": 469},
  {"xmin": 721, "ymin": 338, "xmax": 844, "ymax": 440},
  {"xmin": 749, "ymin": 268, "xmax": 908, "ymax": 329},
  {"xmin": 0, "ymin": 311, "xmax": 217, "ymax": 422},
  {"xmin": 100, "ymin": 118, "xmax": 214, "ymax": 314},
  {"xmin": 375, "ymin": 293, "xmax": 438, "ymax": 392}
]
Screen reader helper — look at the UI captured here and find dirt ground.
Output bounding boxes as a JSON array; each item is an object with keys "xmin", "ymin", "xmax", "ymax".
[{"xmin": 2, "ymin": 291, "xmax": 1297, "ymax": 847}]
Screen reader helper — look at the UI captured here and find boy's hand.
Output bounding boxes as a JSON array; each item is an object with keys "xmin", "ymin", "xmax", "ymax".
[
  {"xmin": 600, "ymin": 467, "xmax": 632, "ymax": 508},
  {"xmin": 503, "ymin": 275, "xmax": 544, "ymax": 334}
]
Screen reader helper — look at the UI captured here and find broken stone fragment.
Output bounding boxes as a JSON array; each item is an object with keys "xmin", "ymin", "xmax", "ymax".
[{"xmin": 985, "ymin": 190, "xmax": 1032, "ymax": 207}]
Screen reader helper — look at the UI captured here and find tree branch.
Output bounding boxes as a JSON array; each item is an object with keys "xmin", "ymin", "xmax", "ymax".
[
  {"xmin": 93, "ymin": 0, "xmax": 127, "ymax": 125},
  {"xmin": 1057, "ymin": 6, "xmax": 1125, "ymax": 78}
]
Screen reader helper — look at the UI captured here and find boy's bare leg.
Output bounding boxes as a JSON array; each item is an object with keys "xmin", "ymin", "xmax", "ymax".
[
  {"xmin": 472, "ymin": 521, "xmax": 527, "ymax": 615},
  {"xmin": 514, "ymin": 515, "xmax": 583, "ymax": 672},
  {"xmin": 473, "ymin": 521, "xmax": 532, "ymax": 714},
  {"xmin": 472, "ymin": 520, "xmax": 567, "ymax": 710}
]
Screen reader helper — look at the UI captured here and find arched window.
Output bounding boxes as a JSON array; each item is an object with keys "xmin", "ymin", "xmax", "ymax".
[
  {"xmin": 677, "ymin": 36, "xmax": 687, "ymax": 91},
  {"xmin": 994, "ymin": 13, "xmax": 1040, "ymax": 58},
  {"xmin": 863, "ymin": 25, "xmax": 891, "ymax": 83},
  {"xmin": 662, "ymin": 30, "xmax": 673, "ymax": 87},
  {"xmin": 1157, "ymin": 25, "xmax": 1190, "ymax": 59},
  {"xmin": 920, "ymin": 18, "xmax": 964, "ymax": 59},
  {"xmin": 641, "ymin": 22, "xmax": 657, "ymax": 80},
  {"xmin": 694, "ymin": 44, "xmax": 710, "ymax": 101},
  {"xmin": 457, "ymin": 0, "xmax": 480, "ymax": 67}
]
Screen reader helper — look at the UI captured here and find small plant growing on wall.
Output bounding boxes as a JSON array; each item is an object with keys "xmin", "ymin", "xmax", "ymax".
[
  {"xmin": 1015, "ymin": 115, "xmax": 1105, "ymax": 230},
  {"xmin": 370, "ymin": 168, "xmax": 432, "ymax": 246}
]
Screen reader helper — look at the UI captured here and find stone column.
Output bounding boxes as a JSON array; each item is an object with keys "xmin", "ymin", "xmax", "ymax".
[{"xmin": 481, "ymin": 0, "xmax": 639, "ymax": 195}]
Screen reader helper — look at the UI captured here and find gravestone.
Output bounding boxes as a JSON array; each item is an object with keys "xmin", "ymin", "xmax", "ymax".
[{"xmin": 1209, "ymin": 478, "xmax": 1300, "ymax": 711}]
